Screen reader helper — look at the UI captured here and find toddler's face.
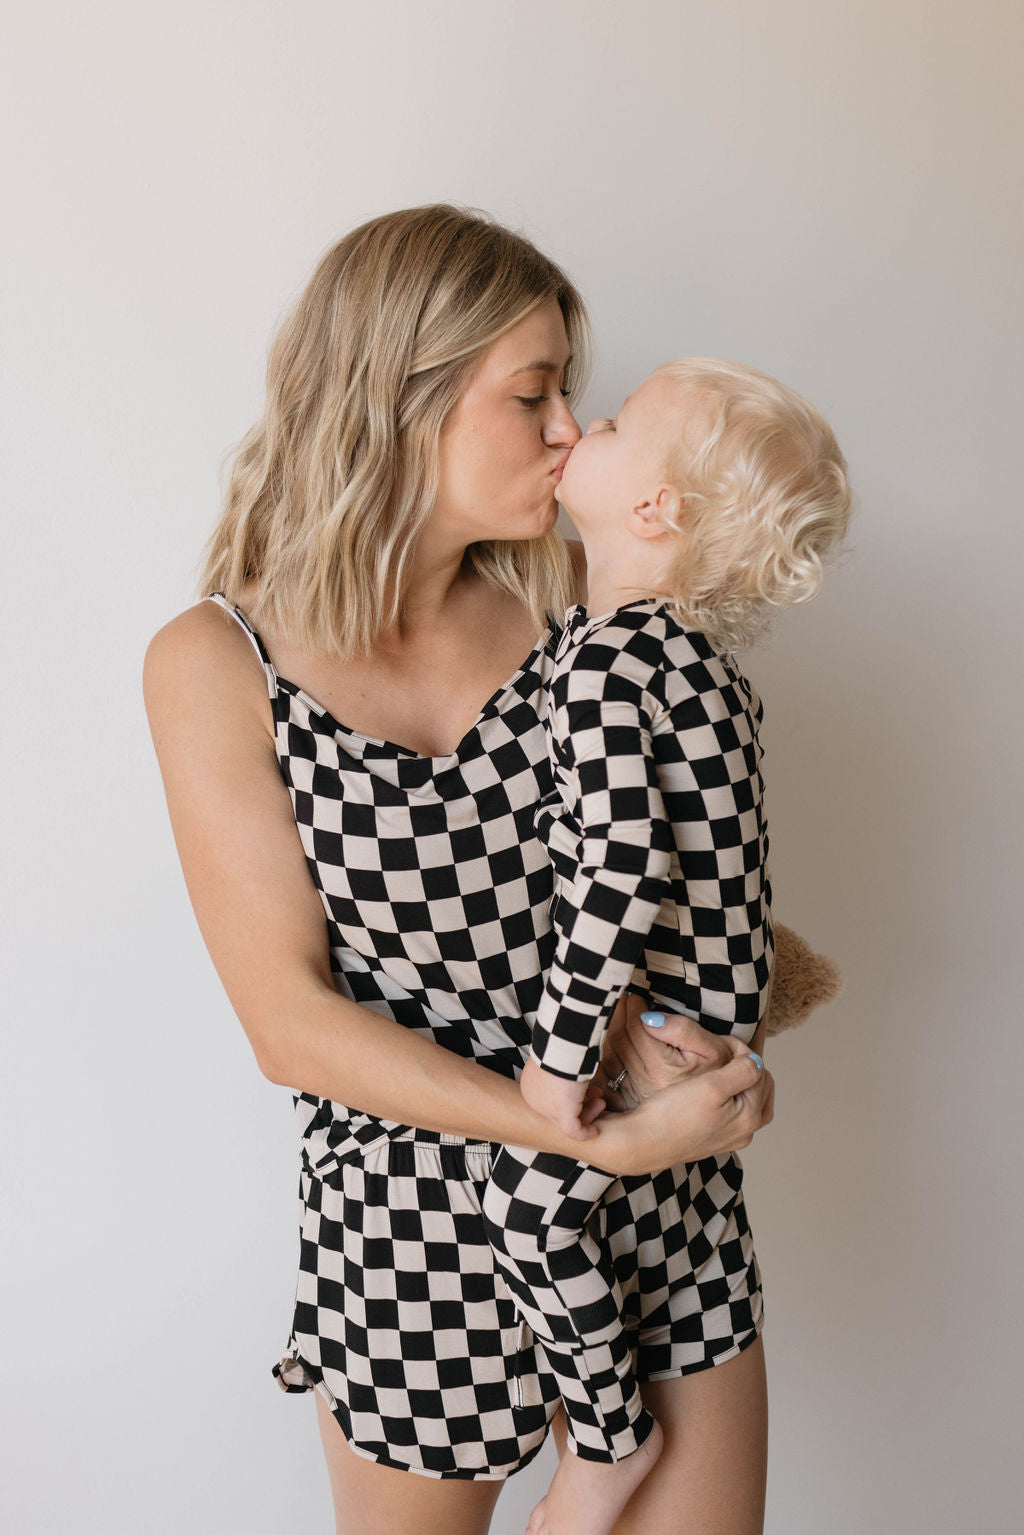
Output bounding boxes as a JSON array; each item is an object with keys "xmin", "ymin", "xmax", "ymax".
[{"xmin": 555, "ymin": 371, "xmax": 693, "ymax": 533}]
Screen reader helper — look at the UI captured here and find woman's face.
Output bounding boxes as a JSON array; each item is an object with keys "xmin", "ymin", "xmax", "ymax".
[{"xmin": 435, "ymin": 299, "xmax": 581, "ymax": 544}]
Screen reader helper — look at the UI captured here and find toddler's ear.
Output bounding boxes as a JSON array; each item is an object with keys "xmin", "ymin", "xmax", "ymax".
[{"xmin": 630, "ymin": 484, "xmax": 682, "ymax": 538}]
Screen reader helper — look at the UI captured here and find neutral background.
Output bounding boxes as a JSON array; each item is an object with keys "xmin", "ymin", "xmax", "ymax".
[{"xmin": 4, "ymin": 3, "xmax": 1022, "ymax": 1531}]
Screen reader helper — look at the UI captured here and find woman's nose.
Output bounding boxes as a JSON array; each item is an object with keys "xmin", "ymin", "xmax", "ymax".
[{"xmin": 543, "ymin": 398, "xmax": 582, "ymax": 447}]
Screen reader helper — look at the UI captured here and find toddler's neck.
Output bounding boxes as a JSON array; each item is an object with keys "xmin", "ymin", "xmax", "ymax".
[{"xmin": 579, "ymin": 534, "xmax": 672, "ymax": 619}]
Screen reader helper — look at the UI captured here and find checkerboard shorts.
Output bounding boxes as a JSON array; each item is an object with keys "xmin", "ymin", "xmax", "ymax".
[{"xmin": 271, "ymin": 1129, "xmax": 764, "ymax": 1480}]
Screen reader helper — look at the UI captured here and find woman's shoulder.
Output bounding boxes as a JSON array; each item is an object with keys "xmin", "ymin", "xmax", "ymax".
[
  {"xmin": 143, "ymin": 597, "xmax": 272, "ymax": 742},
  {"xmin": 145, "ymin": 595, "xmax": 254, "ymax": 682}
]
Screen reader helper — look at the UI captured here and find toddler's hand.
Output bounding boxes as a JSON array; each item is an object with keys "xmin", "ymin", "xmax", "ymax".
[{"xmin": 520, "ymin": 1054, "xmax": 606, "ymax": 1142}]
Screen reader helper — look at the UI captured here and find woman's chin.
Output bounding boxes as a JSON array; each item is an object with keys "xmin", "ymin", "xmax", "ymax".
[
  {"xmin": 535, "ymin": 498, "xmax": 561, "ymax": 533},
  {"xmin": 486, "ymin": 506, "xmax": 559, "ymax": 544}
]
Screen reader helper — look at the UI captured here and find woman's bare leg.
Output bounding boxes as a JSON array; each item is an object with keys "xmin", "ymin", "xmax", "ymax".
[
  {"xmin": 549, "ymin": 1335, "xmax": 768, "ymax": 1535},
  {"xmin": 314, "ymin": 1391, "xmax": 505, "ymax": 1535}
]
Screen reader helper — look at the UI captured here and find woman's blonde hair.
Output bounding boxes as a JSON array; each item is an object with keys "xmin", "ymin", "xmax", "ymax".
[
  {"xmin": 197, "ymin": 204, "xmax": 590, "ymax": 655},
  {"xmin": 650, "ymin": 358, "xmax": 852, "ymax": 653}
]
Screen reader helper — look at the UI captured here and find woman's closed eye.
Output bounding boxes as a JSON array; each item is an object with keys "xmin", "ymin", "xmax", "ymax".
[{"xmin": 517, "ymin": 390, "xmax": 572, "ymax": 408}]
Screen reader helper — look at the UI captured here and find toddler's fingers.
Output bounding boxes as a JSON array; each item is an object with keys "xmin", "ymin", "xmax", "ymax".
[
  {"xmin": 564, "ymin": 1119, "xmax": 600, "ymax": 1141},
  {"xmin": 581, "ymin": 1096, "xmax": 607, "ymax": 1125}
]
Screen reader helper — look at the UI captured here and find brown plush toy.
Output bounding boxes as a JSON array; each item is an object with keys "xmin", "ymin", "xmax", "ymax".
[{"xmin": 764, "ymin": 922, "xmax": 843, "ymax": 1036}]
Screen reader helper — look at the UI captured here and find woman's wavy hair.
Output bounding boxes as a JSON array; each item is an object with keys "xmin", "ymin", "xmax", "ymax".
[
  {"xmin": 197, "ymin": 204, "xmax": 590, "ymax": 655},
  {"xmin": 652, "ymin": 358, "xmax": 852, "ymax": 653}
]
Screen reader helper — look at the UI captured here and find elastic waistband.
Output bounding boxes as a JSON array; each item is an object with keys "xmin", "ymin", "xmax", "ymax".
[
  {"xmin": 315, "ymin": 1127, "xmax": 498, "ymax": 1188},
  {"xmin": 391, "ymin": 1127, "xmax": 494, "ymax": 1149}
]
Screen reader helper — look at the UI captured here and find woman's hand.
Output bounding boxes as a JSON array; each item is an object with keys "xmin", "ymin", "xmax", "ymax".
[
  {"xmin": 581, "ymin": 991, "xmax": 774, "ymax": 1177},
  {"xmin": 601, "ymin": 992, "xmax": 740, "ymax": 1109},
  {"xmin": 587, "ymin": 1047, "xmax": 774, "ymax": 1177}
]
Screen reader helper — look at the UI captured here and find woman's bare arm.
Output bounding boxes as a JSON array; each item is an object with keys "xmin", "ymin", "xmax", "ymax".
[{"xmin": 143, "ymin": 601, "xmax": 769, "ymax": 1177}]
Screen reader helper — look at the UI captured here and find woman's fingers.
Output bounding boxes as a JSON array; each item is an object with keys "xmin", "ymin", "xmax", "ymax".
[
  {"xmin": 712, "ymin": 1048, "xmax": 766, "ymax": 1102},
  {"xmin": 714, "ymin": 1056, "xmax": 775, "ymax": 1148},
  {"xmin": 634, "ymin": 1002, "xmax": 733, "ymax": 1065},
  {"xmin": 619, "ymin": 996, "xmax": 735, "ymax": 1099},
  {"xmin": 610, "ymin": 1002, "xmax": 748, "ymax": 1109},
  {"xmin": 589, "ymin": 1055, "xmax": 775, "ymax": 1175},
  {"xmin": 755, "ymin": 1065, "xmax": 775, "ymax": 1129},
  {"xmin": 594, "ymin": 997, "xmax": 776, "ymax": 1171}
]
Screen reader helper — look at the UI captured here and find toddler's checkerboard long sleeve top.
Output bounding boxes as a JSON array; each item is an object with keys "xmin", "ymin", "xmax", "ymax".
[{"xmin": 532, "ymin": 598, "xmax": 774, "ymax": 1083}]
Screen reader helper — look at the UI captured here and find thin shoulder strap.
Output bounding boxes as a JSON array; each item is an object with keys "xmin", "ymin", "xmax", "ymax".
[{"xmin": 204, "ymin": 592, "xmax": 278, "ymax": 700}]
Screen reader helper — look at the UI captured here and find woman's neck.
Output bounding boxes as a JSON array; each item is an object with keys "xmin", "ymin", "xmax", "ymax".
[{"xmin": 379, "ymin": 537, "xmax": 476, "ymax": 648}]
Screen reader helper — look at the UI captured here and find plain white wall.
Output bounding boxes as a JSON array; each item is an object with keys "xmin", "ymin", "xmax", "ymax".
[{"xmin": 4, "ymin": 2, "xmax": 1022, "ymax": 1530}]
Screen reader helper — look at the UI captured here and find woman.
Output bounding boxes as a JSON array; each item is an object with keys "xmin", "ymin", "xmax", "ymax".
[{"xmin": 144, "ymin": 204, "xmax": 774, "ymax": 1535}]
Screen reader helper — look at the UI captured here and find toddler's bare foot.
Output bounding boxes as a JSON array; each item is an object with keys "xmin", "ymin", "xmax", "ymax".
[{"xmin": 525, "ymin": 1416, "xmax": 664, "ymax": 1535}]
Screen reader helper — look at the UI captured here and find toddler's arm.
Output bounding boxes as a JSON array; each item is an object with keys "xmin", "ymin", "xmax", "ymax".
[
  {"xmin": 530, "ymin": 682, "xmax": 673, "ymax": 1093},
  {"xmin": 519, "ymin": 1054, "xmax": 610, "ymax": 1141}
]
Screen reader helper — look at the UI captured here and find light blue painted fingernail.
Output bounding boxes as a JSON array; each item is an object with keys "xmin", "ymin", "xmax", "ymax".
[
  {"xmin": 640, "ymin": 1011, "xmax": 666, "ymax": 1028},
  {"xmin": 749, "ymin": 1052, "xmax": 764, "ymax": 1072}
]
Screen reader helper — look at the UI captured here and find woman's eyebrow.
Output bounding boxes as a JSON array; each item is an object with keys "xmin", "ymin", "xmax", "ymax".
[{"xmin": 505, "ymin": 357, "xmax": 573, "ymax": 379}]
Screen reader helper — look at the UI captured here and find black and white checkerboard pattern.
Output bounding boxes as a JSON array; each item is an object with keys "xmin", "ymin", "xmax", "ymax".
[
  {"xmin": 484, "ymin": 598, "xmax": 774, "ymax": 1458},
  {"xmin": 532, "ymin": 598, "xmax": 774, "ymax": 1083},
  {"xmin": 206, "ymin": 592, "xmax": 558, "ymax": 1175},
  {"xmin": 274, "ymin": 1136, "xmax": 559, "ymax": 1478},
  {"xmin": 206, "ymin": 594, "xmax": 764, "ymax": 1478},
  {"xmin": 481, "ymin": 1149, "xmax": 655, "ymax": 1459},
  {"xmin": 273, "ymin": 1130, "xmax": 762, "ymax": 1477}
]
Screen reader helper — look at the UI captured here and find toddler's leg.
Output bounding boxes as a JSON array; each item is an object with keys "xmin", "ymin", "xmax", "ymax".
[{"xmin": 482, "ymin": 1148, "xmax": 662, "ymax": 1534}]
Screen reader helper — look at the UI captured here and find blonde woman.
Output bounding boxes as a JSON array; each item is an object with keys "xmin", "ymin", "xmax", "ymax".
[{"xmin": 144, "ymin": 205, "xmax": 775, "ymax": 1535}]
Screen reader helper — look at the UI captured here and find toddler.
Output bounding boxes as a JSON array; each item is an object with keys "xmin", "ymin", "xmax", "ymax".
[{"xmin": 481, "ymin": 358, "xmax": 851, "ymax": 1535}]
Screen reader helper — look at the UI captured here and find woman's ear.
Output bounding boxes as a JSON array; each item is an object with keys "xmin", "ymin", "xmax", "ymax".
[{"xmin": 628, "ymin": 483, "xmax": 684, "ymax": 540}]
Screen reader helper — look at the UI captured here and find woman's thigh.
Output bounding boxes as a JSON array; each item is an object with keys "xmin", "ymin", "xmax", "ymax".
[
  {"xmin": 315, "ymin": 1391, "xmax": 505, "ymax": 1535},
  {"xmin": 550, "ymin": 1335, "xmax": 768, "ymax": 1535}
]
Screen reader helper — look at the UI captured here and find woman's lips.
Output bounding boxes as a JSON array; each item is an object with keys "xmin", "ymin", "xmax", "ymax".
[{"xmin": 550, "ymin": 451, "xmax": 573, "ymax": 481}]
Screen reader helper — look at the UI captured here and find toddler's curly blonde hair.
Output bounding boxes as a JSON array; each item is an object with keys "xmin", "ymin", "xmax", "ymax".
[{"xmin": 654, "ymin": 358, "xmax": 851, "ymax": 652}]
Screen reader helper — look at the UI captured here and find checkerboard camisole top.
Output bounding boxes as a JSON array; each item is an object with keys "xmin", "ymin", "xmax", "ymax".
[{"xmin": 206, "ymin": 594, "xmax": 560, "ymax": 1179}]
